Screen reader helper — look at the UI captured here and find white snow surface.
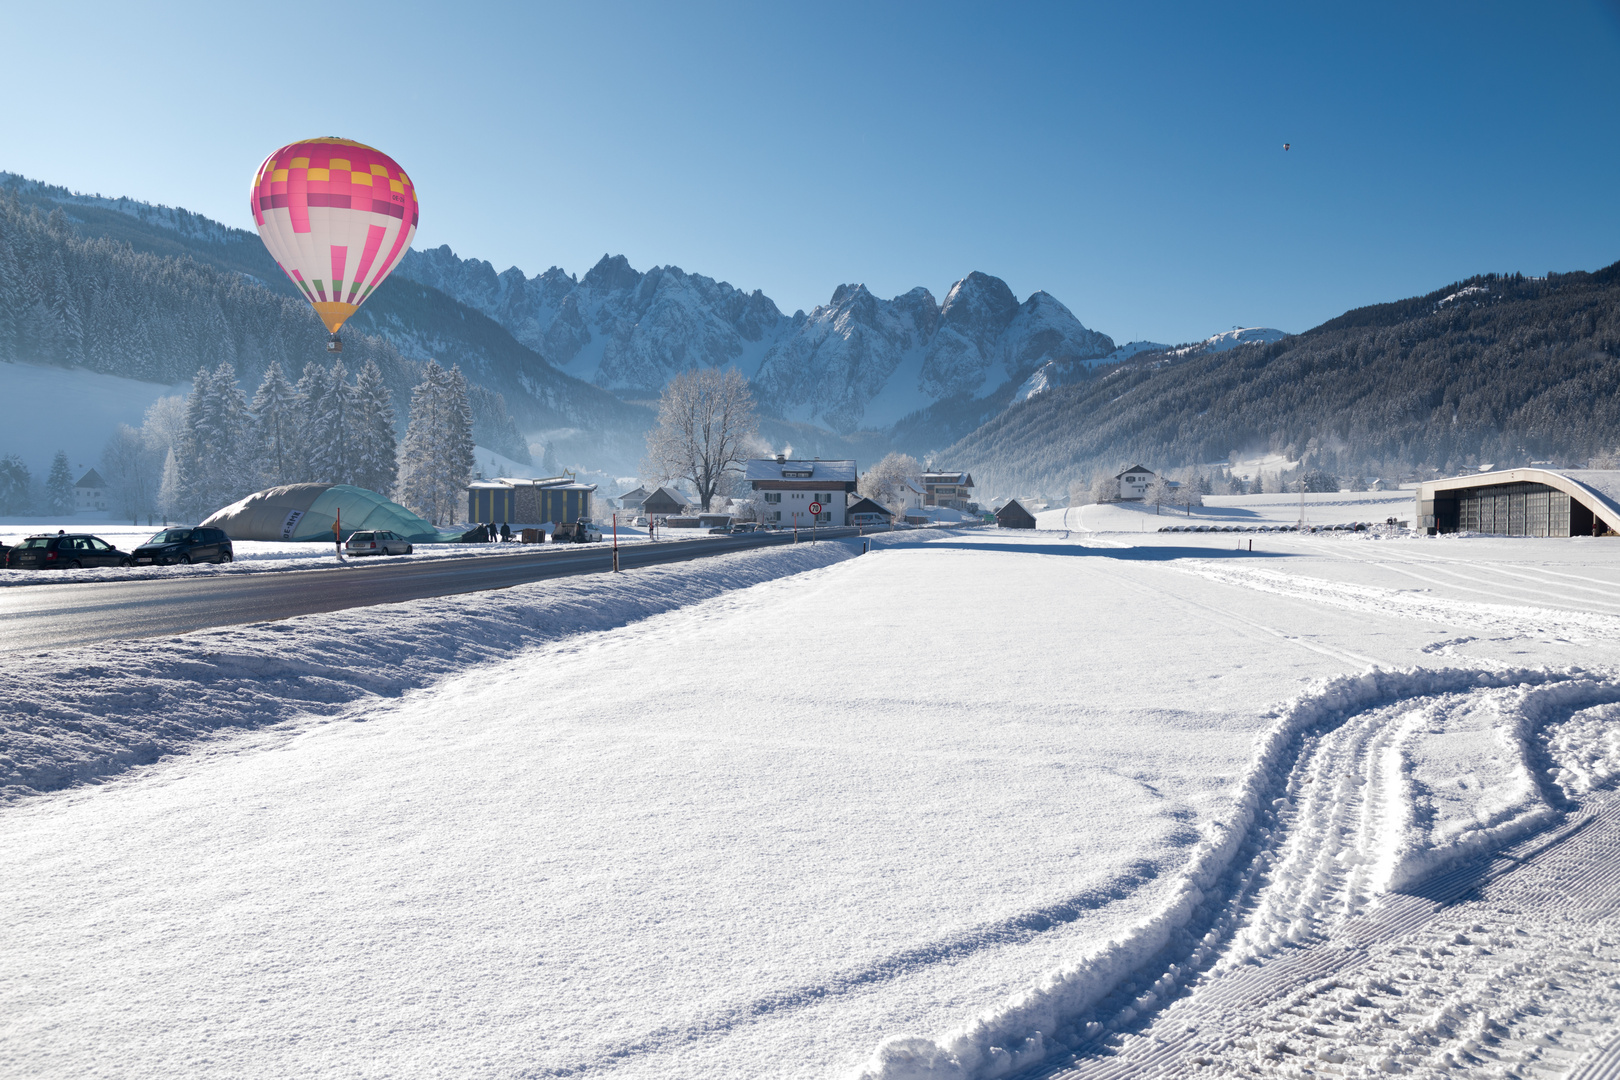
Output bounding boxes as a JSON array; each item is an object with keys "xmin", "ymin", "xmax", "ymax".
[{"xmin": 5, "ymin": 523, "xmax": 1620, "ymax": 1079}]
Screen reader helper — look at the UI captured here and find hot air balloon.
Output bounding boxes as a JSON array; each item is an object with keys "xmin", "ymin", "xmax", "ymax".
[
  {"xmin": 1283, "ymin": 142, "xmax": 1291, "ymax": 151},
  {"xmin": 250, "ymin": 138, "xmax": 419, "ymax": 352}
]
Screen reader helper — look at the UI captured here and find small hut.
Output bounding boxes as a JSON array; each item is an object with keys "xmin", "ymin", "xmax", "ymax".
[
  {"xmin": 845, "ymin": 497, "xmax": 893, "ymax": 526},
  {"xmin": 995, "ymin": 499, "xmax": 1037, "ymax": 529},
  {"xmin": 639, "ymin": 486, "xmax": 689, "ymax": 518}
]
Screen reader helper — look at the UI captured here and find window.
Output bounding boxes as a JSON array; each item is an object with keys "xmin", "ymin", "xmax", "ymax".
[
  {"xmin": 768, "ymin": 511, "xmax": 781, "ymax": 522},
  {"xmin": 764, "ymin": 492, "xmax": 781, "ymax": 504},
  {"xmin": 89, "ymin": 538, "xmax": 111, "ymax": 551}
]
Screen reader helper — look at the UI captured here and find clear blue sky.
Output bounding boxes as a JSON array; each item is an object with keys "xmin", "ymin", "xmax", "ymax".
[{"xmin": 5, "ymin": 2, "xmax": 1618, "ymax": 344}]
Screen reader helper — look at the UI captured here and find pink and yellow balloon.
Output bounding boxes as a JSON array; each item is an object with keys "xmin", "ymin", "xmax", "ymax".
[{"xmin": 250, "ymin": 137, "xmax": 418, "ymax": 349}]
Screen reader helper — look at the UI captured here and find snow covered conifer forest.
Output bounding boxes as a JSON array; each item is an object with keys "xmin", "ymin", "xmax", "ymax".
[{"xmin": 61, "ymin": 356, "xmax": 471, "ymax": 525}]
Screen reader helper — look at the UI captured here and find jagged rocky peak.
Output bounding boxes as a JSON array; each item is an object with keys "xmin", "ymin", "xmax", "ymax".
[
  {"xmin": 939, "ymin": 272, "xmax": 1021, "ymax": 348},
  {"xmin": 581, "ymin": 253, "xmax": 644, "ymax": 293}
]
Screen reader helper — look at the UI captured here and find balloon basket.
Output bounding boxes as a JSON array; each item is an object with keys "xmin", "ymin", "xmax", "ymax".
[{"xmin": 326, "ymin": 333, "xmax": 343, "ymax": 353}]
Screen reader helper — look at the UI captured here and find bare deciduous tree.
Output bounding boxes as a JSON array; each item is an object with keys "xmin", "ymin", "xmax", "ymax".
[{"xmin": 642, "ymin": 368, "xmax": 759, "ymax": 512}]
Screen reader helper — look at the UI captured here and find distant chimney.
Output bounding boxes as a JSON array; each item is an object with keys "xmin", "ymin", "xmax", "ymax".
[{"xmin": 776, "ymin": 453, "xmax": 786, "ymax": 464}]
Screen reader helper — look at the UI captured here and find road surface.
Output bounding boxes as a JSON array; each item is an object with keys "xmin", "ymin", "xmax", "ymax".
[{"xmin": 0, "ymin": 528, "xmax": 868, "ymax": 653}]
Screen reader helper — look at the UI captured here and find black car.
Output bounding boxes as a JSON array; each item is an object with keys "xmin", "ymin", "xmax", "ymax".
[
  {"xmin": 131, "ymin": 526, "xmax": 234, "ymax": 565},
  {"xmin": 5, "ymin": 533, "xmax": 133, "ymax": 569}
]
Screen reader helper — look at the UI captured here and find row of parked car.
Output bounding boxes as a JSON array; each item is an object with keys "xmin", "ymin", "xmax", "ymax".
[
  {"xmin": 1, "ymin": 527, "xmax": 236, "ymax": 569},
  {"xmin": 1, "ymin": 526, "xmax": 425, "ymax": 569}
]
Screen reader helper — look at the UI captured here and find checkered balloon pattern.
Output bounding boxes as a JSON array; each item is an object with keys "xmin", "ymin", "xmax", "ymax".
[{"xmin": 250, "ymin": 138, "xmax": 419, "ymax": 334}]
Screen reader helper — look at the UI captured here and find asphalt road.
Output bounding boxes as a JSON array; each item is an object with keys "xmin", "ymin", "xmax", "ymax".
[{"xmin": 0, "ymin": 528, "xmax": 868, "ymax": 653}]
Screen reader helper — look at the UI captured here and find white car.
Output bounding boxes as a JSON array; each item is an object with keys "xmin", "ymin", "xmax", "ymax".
[{"xmin": 344, "ymin": 530, "xmax": 414, "ymax": 556}]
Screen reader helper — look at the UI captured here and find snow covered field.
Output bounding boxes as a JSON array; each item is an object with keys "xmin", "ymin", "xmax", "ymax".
[{"xmin": 3, "ymin": 523, "xmax": 1619, "ymax": 1079}]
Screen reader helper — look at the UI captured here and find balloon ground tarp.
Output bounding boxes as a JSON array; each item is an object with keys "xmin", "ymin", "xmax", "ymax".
[{"xmin": 201, "ymin": 484, "xmax": 473, "ymax": 543}]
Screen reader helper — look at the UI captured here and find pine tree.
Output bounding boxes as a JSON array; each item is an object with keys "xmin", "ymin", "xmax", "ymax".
[
  {"xmin": 0, "ymin": 454, "xmax": 30, "ymax": 515},
  {"xmin": 303, "ymin": 359, "xmax": 358, "ymax": 485},
  {"xmin": 351, "ymin": 359, "xmax": 398, "ymax": 494},
  {"xmin": 250, "ymin": 360, "xmax": 301, "ymax": 488},
  {"xmin": 397, "ymin": 360, "xmax": 475, "ymax": 525},
  {"xmin": 46, "ymin": 450, "xmax": 75, "ymax": 517},
  {"xmin": 174, "ymin": 362, "xmax": 250, "ymax": 520}
]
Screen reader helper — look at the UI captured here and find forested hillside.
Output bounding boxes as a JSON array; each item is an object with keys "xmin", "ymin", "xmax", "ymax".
[
  {"xmin": 951, "ymin": 264, "xmax": 1620, "ymax": 497},
  {"xmin": 0, "ymin": 175, "xmax": 656, "ymax": 472}
]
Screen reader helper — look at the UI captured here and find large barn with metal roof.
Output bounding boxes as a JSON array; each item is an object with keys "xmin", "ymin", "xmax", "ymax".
[{"xmin": 1415, "ymin": 468, "xmax": 1620, "ymax": 537}]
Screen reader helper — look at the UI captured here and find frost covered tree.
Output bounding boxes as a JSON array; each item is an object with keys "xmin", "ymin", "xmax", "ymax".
[
  {"xmin": 156, "ymin": 447, "xmax": 182, "ymax": 523},
  {"xmin": 176, "ymin": 362, "xmax": 251, "ymax": 520},
  {"xmin": 1145, "ymin": 474, "xmax": 1173, "ymax": 515},
  {"xmin": 858, "ymin": 452, "xmax": 922, "ymax": 512},
  {"xmin": 643, "ymin": 368, "xmax": 758, "ymax": 512},
  {"xmin": 396, "ymin": 360, "xmax": 475, "ymax": 525},
  {"xmin": 1089, "ymin": 472, "xmax": 1116, "ymax": 504},
  {"xmin": 45, "ymin": 450, "xmax": 74, "ymax": 517},
  {"xmin": 351, "ymin": 359, "xmax": 398, "ymax": 495},
  {"xmin": 102, "ymin": 424, "xmax": 159, "ymax": 524},
  {"xmin": 1172, "ymin": 473, "xmax": 1205, "ymax": 515},
  {"xmin": 0, "ymin": 454, "xmax": 30, "ymax": 515},
  {"xmin": 250, "ymin": 361, "xmax": 302, "ymax": 488},
  {"xmin": 302, "ymin": 359, "xmax": 358, "ymax": 486}
]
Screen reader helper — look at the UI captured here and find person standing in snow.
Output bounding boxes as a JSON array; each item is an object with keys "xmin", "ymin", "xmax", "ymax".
[{"xmin": 500, "ymin": 523, "xmax": 510, "ymax": 542}]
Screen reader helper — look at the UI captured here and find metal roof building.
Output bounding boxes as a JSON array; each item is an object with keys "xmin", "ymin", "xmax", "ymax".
[
  {"xmin": 1414, "ymin": 468, "xmax": 1620, "ymax": 537},
  {"xmin": 467, "ymin": 476, "xmax": 598, "ymax": 526}
]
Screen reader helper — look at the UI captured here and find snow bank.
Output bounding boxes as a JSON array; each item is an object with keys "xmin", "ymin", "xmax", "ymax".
[
  {"xmin": 0, "ymin": 538, "xmax": 869, "ymax": 802},
  {"xmin": 854, "ymin": 664, "xmax": 1620, "ymax": 1080}
]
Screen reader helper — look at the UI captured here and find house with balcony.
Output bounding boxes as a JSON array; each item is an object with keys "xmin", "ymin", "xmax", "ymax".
[
  {"xmin": 746, "ymin": 456, "xmax": 857, "ymax": 526},
  {"xmin": 922, "ymin": 471, "xmax": 975, "ymax": 510}
]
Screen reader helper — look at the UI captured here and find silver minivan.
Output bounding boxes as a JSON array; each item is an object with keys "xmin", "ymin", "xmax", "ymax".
[{"xmin": 344, "ymin": 530, "xmax": 414, "ymax": 556}]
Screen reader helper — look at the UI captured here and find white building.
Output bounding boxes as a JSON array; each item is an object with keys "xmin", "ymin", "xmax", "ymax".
[
  {"xmin": 75, "ymin": 469, "xmax": 108, "ymax": 513},
  {"xmin": 1115, "ymin": 464, "xmax": 1156, "ymax": 501},
  {"xmin": 746, "ymin": 456, "xmax": 857, "ymax": 526}
]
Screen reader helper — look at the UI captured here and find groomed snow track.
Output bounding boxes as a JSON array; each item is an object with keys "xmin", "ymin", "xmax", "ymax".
[{"xmin": 858, "ymin": 669, "xmax": 1620, "ymax": 1080}]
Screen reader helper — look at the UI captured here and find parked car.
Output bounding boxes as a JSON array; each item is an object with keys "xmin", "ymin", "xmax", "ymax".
[
  {"xmin": 344, "ymin": 530, "xmax": 414, "ymax": 556},
  {"xmin": 633, "ymin": 515, "xmax": 650, "ymax": 527},
  {"xmin": 6, "ymin": 533, "xmax": 133, "ymax": 569},
  {"xmin": 552, "ymin": 520, "xmax": 603, "ymax": 543},
  {"xmin": 131, "ymin": 526, "xmax": 233, "ymax": 565},
  {"xmin": 731, "ymin": 522, "xmax": 759, "ymax": 533}
]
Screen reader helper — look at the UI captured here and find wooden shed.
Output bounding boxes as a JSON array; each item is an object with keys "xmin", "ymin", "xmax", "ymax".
[
  {"xmin": 639, "ymin": 486, "xmax": 689, "ymax": 517},
  {"xmin": 995, "ymin": 499, "xmax": 1037, "ymax": 529}
]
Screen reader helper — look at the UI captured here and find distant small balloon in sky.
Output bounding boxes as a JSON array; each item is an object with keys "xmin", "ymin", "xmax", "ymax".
[
  {"xmin": 1283, "ymin": 142, "xmax": 1291, "ymax": 151},
  {"xmin": 250, "ymin": 138, "xmax": 419, "ymax": 352}
]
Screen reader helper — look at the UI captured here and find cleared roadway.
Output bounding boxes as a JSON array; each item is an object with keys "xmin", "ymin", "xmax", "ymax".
[{"xmin": 0, "ymin": 528, "xmax": 869, "ymax": 653}]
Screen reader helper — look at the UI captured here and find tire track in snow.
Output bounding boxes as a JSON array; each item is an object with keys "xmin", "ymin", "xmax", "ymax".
[
  {"xmin": 1174, "ymin": 559, "xmax": 1620, "ymax": 644},
  {"xmin": 1300, "ymin": 541, "xmax": 1620, "ymax": 614},
  {"xmin": 854, "ymin": 669, "xmax": 1620, "ymax": 1080}
]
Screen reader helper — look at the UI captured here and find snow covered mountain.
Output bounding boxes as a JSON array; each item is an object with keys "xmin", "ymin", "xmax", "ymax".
[
  {"xmin": 398, "ymin": 247, "xmax": 791, "ymax": 395},
  {"xmin": 401, "ymin": 249, "xmax": 1116, "ymax": 433},
  {"xmin": 756, "ymin": 273, "xmax": 1115, "ymax": 432},
  {"xmin": 1171, "ymin": 326, "xmax": 1290, "ymax": 356}
]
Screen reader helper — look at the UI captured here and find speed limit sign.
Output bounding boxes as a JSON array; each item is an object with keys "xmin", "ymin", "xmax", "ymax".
[{"xmin": 808, "ymin": 501, "xmax": 822, "ymax": 515}]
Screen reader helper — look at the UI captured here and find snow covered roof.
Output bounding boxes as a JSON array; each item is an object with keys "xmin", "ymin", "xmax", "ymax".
[
  {"xmin": 1418, "ymin": 468, "xmax": 1620, "ymax": 534},
  {"xmin": 74, "ymin": 468, "xmax": 106, "ymax": 489},
  {"xmin": 922, "ymin": 472, "xmax": 973, "ymax": 486},
  {"xmin": 745, "ymin": 459, "xmax": 857, "ymax": 483},
  {"xmin": 846, "ymin": 497, "xmax": 893, "ymax": 517},
  {"xmin": 473, "ymin": 476, "xmax": 598, "ymax": 492},
  {"xmin": 1115, "ymin": 464, "xmax": 1155, "ymax": 479}
]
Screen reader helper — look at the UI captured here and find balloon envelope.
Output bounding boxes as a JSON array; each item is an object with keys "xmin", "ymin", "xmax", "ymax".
[{"xmin": 250, "ymin": 137, "xmax": 419, "ymax": 334}]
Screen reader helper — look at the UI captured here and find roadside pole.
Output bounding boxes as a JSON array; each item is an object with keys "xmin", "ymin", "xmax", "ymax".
[
  {"xmin": 612, "ymin": 512, "xmax": 620, "ymax": 572},
  {"xmin": 333, "ymin": 508, "xmax": 342, "ymax": 560}
]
